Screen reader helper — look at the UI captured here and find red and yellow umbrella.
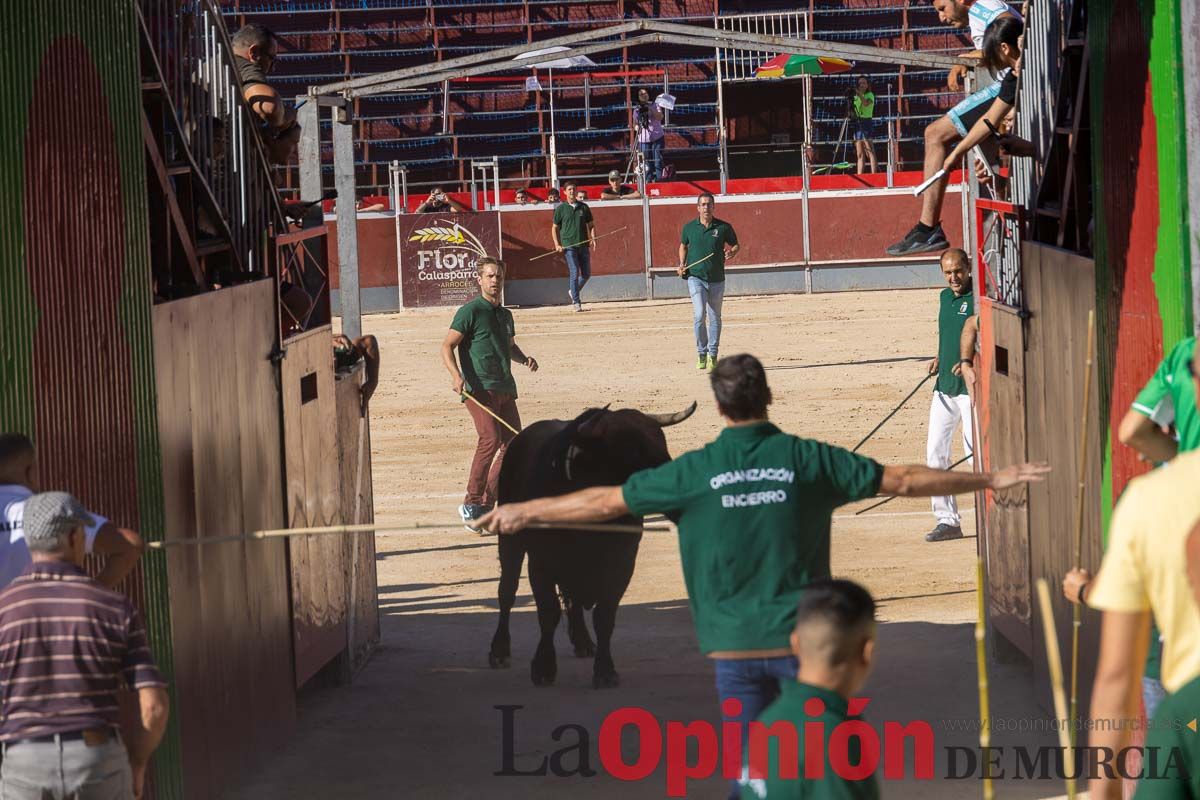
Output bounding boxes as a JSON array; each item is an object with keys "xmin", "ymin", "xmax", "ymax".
[{"xmin": 754, "ymin": 53, "xmax": 854, "ymax": 78}]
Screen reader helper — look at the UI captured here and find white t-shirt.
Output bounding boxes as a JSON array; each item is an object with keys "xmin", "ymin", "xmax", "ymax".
[
  {"xmin": 968, "ymin": 0, "xmax": 1022, "ymax": 49},
  {"xmin": 0, "ymin": 484, "xmax": 104, "ymax": 589}
]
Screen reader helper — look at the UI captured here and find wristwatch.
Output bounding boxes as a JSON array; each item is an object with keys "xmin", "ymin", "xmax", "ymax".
[{"xmin": 959, "ymin": 359, "xmax": 974, "ymax": 366}]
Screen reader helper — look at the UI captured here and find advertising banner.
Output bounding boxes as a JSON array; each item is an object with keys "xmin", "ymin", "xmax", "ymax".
[{"xmin": 397, "ymin": 211, "xmax": 501, "ymax": 308}]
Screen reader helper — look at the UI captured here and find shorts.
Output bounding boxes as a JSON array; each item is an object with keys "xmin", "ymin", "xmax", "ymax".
[
  {"xmin": 947, "ymin": 81, "xmax": 1003, "ymax": 137},
  {"xmin": 853, "ymin": 117, "xmax": 877, "ymax": 141}
]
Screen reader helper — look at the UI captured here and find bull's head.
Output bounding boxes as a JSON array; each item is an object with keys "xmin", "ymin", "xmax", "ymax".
[{"xmin": 561, "ymin": 402, "xmax": 697, "ymax": 487}]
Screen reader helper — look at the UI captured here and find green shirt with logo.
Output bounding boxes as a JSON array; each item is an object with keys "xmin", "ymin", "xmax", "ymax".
[
  {"xmin": 1132, "ymin": 336, "xmax": 1199, "ymax": 453},
  {"xmin": 1133, "ymin": 673, "xmax": 1200, "ymax": 799},
  {"xmin": 621, "ymin": 422, "xmax": 883, "ymax": 653},
  {"xmin": 552, "ymin": 200, "xmax": 594, "ymax": 250},
  {"xmin": 681, "ymin": 217, "xmax": 739, "ymax": 283},
  {"xmin": 740, "ymin": 682, "xmax": 880, "ymax": 800},
  {"xmin": 936, "ymin": 287, "xmax": 975, "ymax": 397},
  {"xmin": 449, "ymin": 295, "xmax": 517, "ymax": 397}
]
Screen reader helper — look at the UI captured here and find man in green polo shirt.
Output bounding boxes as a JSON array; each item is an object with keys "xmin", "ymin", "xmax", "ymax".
[
  {"xmin": 478, "ymin": 353, "xmax": 1048, "ymax": 799},
  {"xmin": 925, "ymin": 248, "xmax": 975, "ymax": 542},
  {"xmin": 678, "ymin": 193, "xmax": 740, "ymax": 372},
  {"xmin": 551, "ymin": 180, "xmax": 596, "ymax": 312},
  {"xmin": 740, "ymin": 579, "xmax": 879, "ymax": 800},
  {"xmin": 440, "ymin": 257, "xmax": 539, "ymax": 532},
  {"xmin": 1119, "ymin": 336, "xmax": 1199, "ymax": 460}
]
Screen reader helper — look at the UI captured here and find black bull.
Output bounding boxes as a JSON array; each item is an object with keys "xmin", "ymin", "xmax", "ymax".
[{"xmin": 488, "ymin": 402, "xmax": 697, "ymax": 688}]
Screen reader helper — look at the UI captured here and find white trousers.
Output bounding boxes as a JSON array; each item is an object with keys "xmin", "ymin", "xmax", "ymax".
[{"xmin": 926, "ymin": 390, "xmax": 974, "ymax": 527}]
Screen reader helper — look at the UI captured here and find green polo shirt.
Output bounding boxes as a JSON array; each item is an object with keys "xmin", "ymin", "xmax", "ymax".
[
  {"xmin": 449, "ymin": 295, "xmax": 517, "ymax": 397},
  {"xmin": 552, "ymin": 200, "xmax": 594, "ymax": 250},
  {"xmin": 740, "ymin": 682, "xmax": 880, "ymax": 800},
  {"xmin": 1133, "ymin": 337, "xmax": 1199, "ymax": 453},
  {"xmin": 853, "ymin": 92, "xmax": 875, "ymax": 120},
  {"xmin": 681, "ymin": 217, "xmax": 739, "ymax": 283},
  {"xmin": 621, "ymin": 422, "xmax": 883, "ymax": 652},
  {"xmin": 1133, "ymin": 674, "xmax": 1200, "ymax": 799},
  {"xmin": 936, "ymin": 287, "xmax": 974, "ymax": 396}
]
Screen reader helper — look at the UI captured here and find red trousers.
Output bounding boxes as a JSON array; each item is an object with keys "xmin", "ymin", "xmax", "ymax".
[{"xmin": 464, "ymin": 390, "xmax": 522, "ymax": 506}]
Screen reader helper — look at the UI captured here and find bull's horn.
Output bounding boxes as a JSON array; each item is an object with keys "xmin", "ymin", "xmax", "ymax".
[{"xmin": 646, "ymin": 401, "xmax": 698, "ymax": 427}]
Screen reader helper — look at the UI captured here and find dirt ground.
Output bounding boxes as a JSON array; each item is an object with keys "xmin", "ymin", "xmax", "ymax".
[{"xmin": 229, "ymin": 290, "xmax": 1069, "ymax": 799}]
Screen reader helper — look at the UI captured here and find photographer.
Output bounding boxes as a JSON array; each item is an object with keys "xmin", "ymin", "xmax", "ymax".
[
  {"xmin": 416, "ymin": 186, "xmax": 467, "ymax": 214},
  {"xmin": 851, "ymin": 77, "xmax": 878, "ymax": 175},
  {"xmin": 633, "ymin": 88, "xmax": 666, "ymax": 183}
]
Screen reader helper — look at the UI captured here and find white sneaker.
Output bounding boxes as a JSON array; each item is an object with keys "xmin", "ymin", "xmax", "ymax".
[{"xmin": 574, "ymin": 303, "xmax": 582, "ymax": 312}]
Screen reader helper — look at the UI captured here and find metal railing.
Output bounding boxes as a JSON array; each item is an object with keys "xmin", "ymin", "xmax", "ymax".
[
  {"xmin": 976, "ymin": 198, "xmax": 1024, "ymax": 310},
  {"xmin": 139, "ymin": 0, "xmax": 289, "ymax": 277}
]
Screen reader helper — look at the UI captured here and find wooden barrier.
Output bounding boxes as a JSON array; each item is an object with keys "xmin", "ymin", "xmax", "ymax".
[{"xmin": 152, "ymin": 281, "xmax": 295, "ymax": 798}]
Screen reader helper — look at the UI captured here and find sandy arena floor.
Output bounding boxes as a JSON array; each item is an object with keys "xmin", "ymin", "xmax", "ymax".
[{"xmin": 230, "ymin": 290, "xmax": 1066, "ymax": 799}]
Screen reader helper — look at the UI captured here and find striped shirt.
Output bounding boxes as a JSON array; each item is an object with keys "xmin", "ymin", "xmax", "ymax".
[{"xmin": 0, "ymin": 560, "xmax": 165, "ymax": 741}]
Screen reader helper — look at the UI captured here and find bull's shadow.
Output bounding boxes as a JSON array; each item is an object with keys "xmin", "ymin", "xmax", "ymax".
[{"xmin": 488, "ymin": 402, "xmax": 697, "ymax": 689}]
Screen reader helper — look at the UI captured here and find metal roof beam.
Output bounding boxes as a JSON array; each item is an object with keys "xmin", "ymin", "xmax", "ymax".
[{"xmin": 314, "ymin": 20, "xmax": 643, "ymax": 95}]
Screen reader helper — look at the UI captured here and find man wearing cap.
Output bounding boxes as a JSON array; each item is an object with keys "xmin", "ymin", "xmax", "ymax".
[
  {"xmin": 0, "ymin": 491, "xmax": 169, "ymax": 799},
  {"xmin": 0, "ymin": 433, "xmax": 144, "ymax": 591},
  {"xmin": 600, "ymin": 170, "xmax": 641, "ymax": 200}
]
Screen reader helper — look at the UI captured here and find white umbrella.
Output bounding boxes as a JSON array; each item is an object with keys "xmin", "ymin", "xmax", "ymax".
[{"xmin": 514, "ymin": 46, "xmax": 597, "ymax": 186}]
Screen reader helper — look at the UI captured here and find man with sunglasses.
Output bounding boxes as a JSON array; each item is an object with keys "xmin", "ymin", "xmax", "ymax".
[{"xmin": 232, "ymin": 24, "xmax": 300, "ymax": 164}]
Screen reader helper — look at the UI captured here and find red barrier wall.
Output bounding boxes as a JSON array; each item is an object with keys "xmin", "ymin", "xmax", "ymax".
[
  {"xmin": 328, "ymin": 187, "xmax": 967, "ymax": 302},
  {"xmin": 501, "ymin": 205, "xmax": 646, "ymax": 281},
  {"xmin": 808, "ymin": 194, "xmax": 965, "ymax": 262}
]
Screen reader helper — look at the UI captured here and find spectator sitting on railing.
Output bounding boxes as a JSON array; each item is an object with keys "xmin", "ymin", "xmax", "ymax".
[
  {"xmin": 940, "ymin": 18, "xmax": 1032, "ymax": 177},
  {"xmin": 600, "ymin": 170, "xmax": 642, "ymax": 200},
  {"xmin": 333, "ymin": 334, "xmax": 381, "ymax": 417},
  {"xmin": 514, "ymin": 188, "xmax": 538, "ymax": 206},
  {"xmin": 416, "ymin": 187, "xmax": 467, "ymax": 214},
  {"xmin": 885, "ymin": 0, "xmax": 1021, "ymax": 256},
  {"xmin": 231, "ymin": 24, "xmax": 300, "ymax": 166}
]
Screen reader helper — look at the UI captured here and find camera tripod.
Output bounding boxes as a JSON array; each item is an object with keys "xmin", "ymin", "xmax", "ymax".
[{"xmin": 816, "ymin": 100, "xmax": 856, "ymax": 175}]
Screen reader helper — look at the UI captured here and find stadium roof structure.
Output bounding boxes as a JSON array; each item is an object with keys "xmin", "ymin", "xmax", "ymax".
[{"xmin": 311, "ymin": 18, "xmax": 970, "ymax": 98}]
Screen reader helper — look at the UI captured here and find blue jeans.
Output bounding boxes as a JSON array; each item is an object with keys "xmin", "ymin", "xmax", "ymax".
[
  {"xmin": 1143, "ymin": 676, "xmax": 1166, "ymax": 721},
  {"xmin": 715, "ymin": 656, "xmax": 800, "ymax": 800},
  {"xmin": 688, "ymin": 276, "xmax": 725, "ymax": 357},
  {"xmin": 639, "ymin": 137, "xmax": 664, "ymax": 182},
  {"xmin": 564, "ymin": 247, "xmax": 591, "ymax": 304}
]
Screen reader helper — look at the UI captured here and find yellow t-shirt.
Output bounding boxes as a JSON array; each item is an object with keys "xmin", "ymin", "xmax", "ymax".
[{"xmin": 1087, "ymin": 450, "xmax": 1200, "ymax": 692}]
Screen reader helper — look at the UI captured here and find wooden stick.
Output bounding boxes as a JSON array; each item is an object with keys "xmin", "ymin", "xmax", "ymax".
[
  {"xmin": 1036, "ymin": 578, "xmax": 1077, "ymax": 800},
  {"xmin": 147, "ymin": 519, "xmax": 673, "ymax": 549},
  {"xmin": 1068, "ymin": 310, "xmax": 1096, "ymax": 741},
  {"xmin": 852, "ymin": 372, "xmax": 934, "ymax": 452},
  {"xmin": 976, "ymin": 558, "xmax": 994, "ymax": 800},
  {"xmin": 528, "ymin": 226, "xmax": 629, "ymax": 261},
  {"xmin": 678, "ymin": 252, "xmax": 714, "ymax": 275},
  {"xmin": 461, "ymin": 391, "xmax": 521, "ymax": 436},
  {"xmin": 853, "ymin": 451, "xmax": 972, "ymax": 515}
]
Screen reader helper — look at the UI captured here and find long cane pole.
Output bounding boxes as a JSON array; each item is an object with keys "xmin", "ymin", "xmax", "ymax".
[
  {"xmin": 529, "ymin": 226, "xmax": 630, "ymax": 261},
  {"xmin": 853, "ymin": 372, "xmax": 935, "ymax": 452},
  {"xmin": 853, "ymin": 451, "xmax": 973, "ymax": 515},
  {"xmin": 1068, "ymin": 310, "xmax": 1096, "ymax": 740},
  {"xmin": 1037, "ymin": 579, "xmax": 1077, "ymax": 800},
  {"xmin": 146, "ymin": 519, "xmax": 672, "ymax": 549},
  {"xmin": 461, "ymin": 390, "xmax": 520, "ymax": 436},
  {"xmin": 976, "ymin": 558, "xmax": 994, "ymax": 800}
]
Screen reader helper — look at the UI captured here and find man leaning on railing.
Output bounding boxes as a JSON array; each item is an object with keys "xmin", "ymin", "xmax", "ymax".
[{"xmin": 232, "ymin": 24, "xmax": 300, "ymax": 165}]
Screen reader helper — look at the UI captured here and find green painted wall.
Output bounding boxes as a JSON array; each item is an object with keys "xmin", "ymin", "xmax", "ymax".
[{"xmin": 0, "ymin": 3, "xmax": 182, "ymax": 796}]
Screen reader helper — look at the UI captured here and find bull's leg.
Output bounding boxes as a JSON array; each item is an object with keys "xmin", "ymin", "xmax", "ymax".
[
  {"xmin": 591, "ymin": 601, "xmax": 620, "ymax": 689},
  {"xmin": 563, "ymin": 592, "xmax": 596, "ymax": 658},
  {"xmin": 528, "ymin": 568, "xmax": 561, "ymax": 687},
  {"xmin": 489, "ymin": 537, "xmax": 524, "ymax": 669}
]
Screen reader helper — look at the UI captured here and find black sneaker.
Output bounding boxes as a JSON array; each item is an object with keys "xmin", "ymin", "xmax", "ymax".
[
  {"xmin": 458, "ymin": 503, "xmax": 491, "ymax": 533},
  {"xmin": 886, "ymin": 223, "xmax": 949, "ymax": 256},
  {"xmin": 925, "ymin": 523, "xmax": 963, "ymax": 542}
]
